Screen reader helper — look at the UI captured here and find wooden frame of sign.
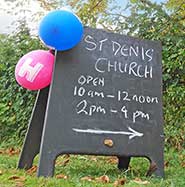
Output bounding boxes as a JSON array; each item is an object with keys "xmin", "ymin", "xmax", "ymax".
[{"xmin": 18, "ymin": 27, "xmax": 164, "ymax": 177}]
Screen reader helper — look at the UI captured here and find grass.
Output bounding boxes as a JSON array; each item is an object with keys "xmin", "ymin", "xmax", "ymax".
[{"xmin": 0, "ymin": 147, "xmax": 185, "ymax": 187}]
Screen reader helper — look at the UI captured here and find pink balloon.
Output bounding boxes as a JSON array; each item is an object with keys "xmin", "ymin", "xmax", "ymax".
[{"xmin": 15, "ymin": 50, "xmax": 55, "ymax": 90}]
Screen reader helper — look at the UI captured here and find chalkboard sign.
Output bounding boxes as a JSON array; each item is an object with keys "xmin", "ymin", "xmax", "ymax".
[{"xmin": 18, "ymin": 27, "xmax": 164, "ymax": 177}]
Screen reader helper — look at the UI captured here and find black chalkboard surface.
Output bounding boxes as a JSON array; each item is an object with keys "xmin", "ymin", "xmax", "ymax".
[{"xmin": 18, "ymin": 27, "xmax": 164, "ymax": 177}]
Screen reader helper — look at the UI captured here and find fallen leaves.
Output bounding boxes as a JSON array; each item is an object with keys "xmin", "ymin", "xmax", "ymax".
[
  {"xmin": 81, "ymin": 176, "xmax": 94, "ymax": 182},
  {"xmin": 81, "ymin": 175, "xmax": 110, "ymax": 183},
  {"xmin": 8, "ymin": 176, "xmax": 20, "ymax": 180},
  {"xmin": 80, "ymin": 176, "xmax": 147, "ymax": 186},
  {"xmin": 62, "ymin": 158, "xmax": 70, "ymax": 166},
  {"xmin": 133, "ymin": 178, "xmax": 150, "ymax": 185},
  {"xmin": 80, "ymin": 175, "xmax": 128, "ymax": 185},
  {"xmin": 106, "ymin": 156, "xmax": 118, "ymax": 164},
  {"xmin": 0, "ymin": 148, "xmax": 20, "ymax": 156},
  {"xmin": 8, "ymin": 175, "xmax": 26, "ymax": 182},
  {"xmin": 8, "ymin": 175, "xmax": 26, "ymax": 187},
  {"xmin": 56, "ymin": 155, "xmax": 70, "ymax": 167},
  {"xmin": 26, "ymin": 165, "xmax": 37, "ymax": 175},
  {"xmin": 95, "ymin": 175, "xmax": 110, "ymax": 183},
  {"xmin": 104, "ymin": 139, "xmax": 114, "ymax": 147},
  {"xmin": 7, "ymin": 148, "xmax": 20, "ymax": 156},
  {"xmin": 56, "ymin": 174, "xmax": 68, "ymax": 179},
  {"xmin": 114, "ymin": 178, "xmax": 127, "ymax": 186}
]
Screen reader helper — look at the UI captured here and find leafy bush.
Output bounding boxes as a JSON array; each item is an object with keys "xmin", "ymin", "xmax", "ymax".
[
  {"xmin": 0, "ymin": 27, "xmax": 44, "ymax": 145},
  {"xmin": 98, "ymin": 0, "xmax": 185, "ymax": 149},
  {"xmin": 122, "ymin": 0, "xmax": 185, "ymax": 150}
]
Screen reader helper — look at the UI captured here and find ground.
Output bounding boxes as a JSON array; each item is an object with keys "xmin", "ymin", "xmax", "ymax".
[{"xmin": 0, "ymin": 147, "xmax": 184, "ymax": 187}]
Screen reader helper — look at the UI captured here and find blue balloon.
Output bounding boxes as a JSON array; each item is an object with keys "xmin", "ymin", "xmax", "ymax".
[{"xmin": 39, "ymin": 10, "xmax": 83, "ymax": 51}]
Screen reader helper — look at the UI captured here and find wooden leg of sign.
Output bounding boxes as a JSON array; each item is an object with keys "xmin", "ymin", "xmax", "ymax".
[
  {"xmin": 37, "ymin": 148, "xmax": 56, "ymax": 177},
  {"xmin": 117, "ymin": 156, "xmax": 131, "ymax": 170},
  {"xmin": 17, "ymin": 86, "xmax": 49, "ymax": 170},
  {"xmin": 146, "ymin": 151, "xmax": 164, "ymax": 177}
]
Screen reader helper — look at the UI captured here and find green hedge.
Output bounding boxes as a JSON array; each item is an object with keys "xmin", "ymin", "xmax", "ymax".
[
  {"xmin": 120, "ymin": 1, "xmax": 185, "ymax": 150},
  {"xmin": 0, "ymin": 29, "xmax": 44, "ymax": 145}
]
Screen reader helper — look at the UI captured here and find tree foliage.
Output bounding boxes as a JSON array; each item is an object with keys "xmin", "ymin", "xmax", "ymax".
[
  {"xmin": 69, "ymin": 0, "xmax": 109, "ymax": 26},
  {"xmin": 0, "ymin": 26, "xmax": 44, "ymax": 145},
  {"xmin": 108, "ymin": 0, "xmax": 185, "ymax": 149},
  {"xmin": 166, "ymin": 0, "xmax": 185, "ymax": 21}
]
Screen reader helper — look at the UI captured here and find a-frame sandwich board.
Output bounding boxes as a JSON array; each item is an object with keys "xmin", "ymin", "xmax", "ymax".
[{"xmin": 18, "ymin": 27, "xmax": 164, "ymax": 178}]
